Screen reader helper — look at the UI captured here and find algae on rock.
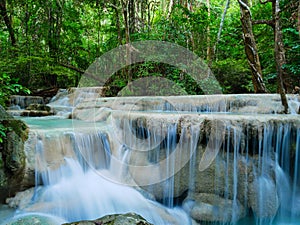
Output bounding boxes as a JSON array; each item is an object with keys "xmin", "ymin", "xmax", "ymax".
[{"xmin": 0, "ymin": 105, "xmax": 28, "ymax": 202}]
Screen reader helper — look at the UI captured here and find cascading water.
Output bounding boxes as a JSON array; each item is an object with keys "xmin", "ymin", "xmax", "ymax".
[
  {"xmin": 9, "ymin": 95, "xmax": 44, "ymax": 110},
  {"xmin": 3, "ymin": 120, "xmax": 191, "ymax": 224},
  {"xmin": 2, "ymin": 91, "xmax": 300, "ymax": 225}
]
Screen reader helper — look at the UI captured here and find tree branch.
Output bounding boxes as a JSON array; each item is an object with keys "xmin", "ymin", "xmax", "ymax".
[
  {"xmin": 58, "ymin": 62, "xmax": 104, "ymax": 85},
  {"xmin": 253, "ymin": 19, "xmax": 275, "ymax": 28},
  {"xmin": 259, "ymin": 0, "xmax": 273, "ymax": 4},
  {"xmin": 238, "ymin": 0, "xmax": 252, "ymax": 17},
  {"xmin": 58, "ymin": 62, "xmax": 85, "ymax": 74}
]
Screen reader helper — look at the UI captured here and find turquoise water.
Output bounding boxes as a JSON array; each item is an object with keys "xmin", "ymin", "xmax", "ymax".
[
  {"xmin": 3, "ymin": 210, "xmax": 300, "ymax": 225},
  {"xmin": 19, "ymin": 116, "xmax": 103, "ymax": 130},
  {"xmin": 0, "ymin": 205, "xmax": 15, "ymax": 223},
  {"xmin": 236, "ymin": 216, "xmax": 300, "ymax": 225}
]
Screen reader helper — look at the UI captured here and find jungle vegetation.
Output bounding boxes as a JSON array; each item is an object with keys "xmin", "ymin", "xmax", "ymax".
[{"xmin": 0, "ymin": 0, "xmax": 299, "ymax": 108}]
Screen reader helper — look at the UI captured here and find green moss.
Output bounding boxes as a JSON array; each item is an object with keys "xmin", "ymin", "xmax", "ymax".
[
  {"xmin": 0, "ymin": 106, "xmax": 28, "ymax": 196},
  {"xmin": 6, "ymin": 120, "xmax": 28, "ymax": 142},
  {"xmin": 63, "ymin": 213, "xmax": 153, "ymax": 225}
]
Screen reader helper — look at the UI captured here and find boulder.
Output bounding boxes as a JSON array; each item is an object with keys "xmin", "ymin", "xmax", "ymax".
[
  {"xmin": 184, "ymin": 193, "xmax": 246, "ymax": 222},
  {"xmin": 0, "ymin": 105, "xmax": 29, "ymax": 203},
  {"xmin": 6, "ymin": 187, "xmax": 35, "ymax": 209},
  {"xmin": 248, "ymin": 176, "xmax": 279, "ymax": 218},
  {"xmin": 63, "ymin": 213, "xmax": 153, "ymax": 225},
  {"xmin": 26, "ymin": 103, "xmax": 51, "ymax": 112},
  {"xmin": 3, "ymin": 213, "xmax": 66, "ymax": 225},
  {"xmin": 20, "ymin": 110, "xmax": 54, "ymax": 117}
]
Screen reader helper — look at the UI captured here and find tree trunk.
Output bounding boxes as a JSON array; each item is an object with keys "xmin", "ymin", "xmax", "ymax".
[
  {"xmin": 0, "ymin": 0, "xmax": 16, "ymax": 46},
  {"xmin": 238, "ymin": 0, "xmax": 268, "ymax": 93},
  {"xmin": 298, "ymin": 1, "xmax": 300, "ymax": 38},
  {"xmin": 213, "ymin": 0, "xmax": 231, "ymax": 57},
  {"xmin": 129, "ymin": 0, "xmax": 135, "ymax": 34},
  {"xmin": 112, "ymin": 0, "xmax": 123, "ymax": 45},
  {"xmin": 120, "ymin": 0, "xmax": 132, "ymax": 84},
  {"xmin": 47, "ymin": 0, "xmax": 63, "ymax": 87},
  {"xmin": 167, "ymin": 0, "xmax": 174, "ymax": 18},
  {"xmin": 48, "ymin": 1, "xmax": 62, "ymax": 60},
  {"xmin": 96, "ymin": 0, "xmax": 101, "ymax": 56},
  {"xmin": 206, "ymin": 0, "xmax": 212, "ymax": 65},
  {"xmin": 273, "ymin": 0, "xmax": 289, "ymax": 113}
]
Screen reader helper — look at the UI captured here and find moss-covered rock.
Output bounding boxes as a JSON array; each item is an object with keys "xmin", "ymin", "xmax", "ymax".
[
  {"xmin": 26, "ymin": 103, "xmax": 51, "ymax": 112},
  {"xmin": 0, "ymin": 105, "xmax": 28, "ymax": 203},
  {"xmin": 3, "ymin": 213, "xmax": 66, "ymax": 225},
  {"xmin": 63, "ymin": 213, "xmax": 153, "ymax": 225}
]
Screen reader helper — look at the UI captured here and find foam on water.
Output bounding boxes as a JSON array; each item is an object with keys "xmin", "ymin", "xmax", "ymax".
[{"xmin": 26, "ymin": 158, "xmax": 191, "ymax": 224}]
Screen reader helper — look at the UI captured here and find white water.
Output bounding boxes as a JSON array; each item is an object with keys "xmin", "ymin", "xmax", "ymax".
[
  {"xmin": 30, "ymin": 158, "xmax": 190, "ymax": 224},
  {"xmin": 2, "ymin": 91, "xmax": 300, "ymax": 225},
  {"xmin": 14, "ymin": 114, "xmax": 299, "ymax": 225},
  {"xmin": 7, "ymin": 122, "xmax": 191, "ymax": 224}
]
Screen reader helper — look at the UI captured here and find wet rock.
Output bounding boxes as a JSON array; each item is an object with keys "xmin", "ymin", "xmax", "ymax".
[
  {"xmin": 3, "ymin": 213, "xmax": 66, "ymax": 225},
  {"xmin": 73, "ymin": 94, "xmax": 300, "ymax": 115},
  {"xmin": 184, "ymin": 193, "xmax": 246, "ymax": 223},
  {"xmin": 62, "ymin": 213, "xmax": 153, "ymax": 225},
  {"xmin": 26, "ymin": 103, "xmax": 51, "ymax": 112},
  {"xmin": 20, "ymin": 110, "xmax": 54, "ymax": 117},
  {"xmin": 6, "ymin": 187, "xmax": 35, "ymax": 209},
  {"xmin": 248, "ymin": 176, "xmax": 279, "ymax": 218},
  {"xmin": 15, "ymin": 103, "xmax": 54, "ymax": 117},
  {"xmin": 0, "ymin": 105, "xmax": 29, "ymax": 202}
]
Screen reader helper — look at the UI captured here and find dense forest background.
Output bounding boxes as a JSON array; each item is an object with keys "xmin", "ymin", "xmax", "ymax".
[{"xmin": 0, "ymin": 0, "xmax": 299, "ymax": 106}]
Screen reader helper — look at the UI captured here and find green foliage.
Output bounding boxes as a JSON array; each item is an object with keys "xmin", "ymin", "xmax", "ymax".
[
  {"xmin": 104, "ymin": 62, "xmax": 203, "ymax": 96},
  {"xmin": 212, "ymin": 59, "xmax": 252, "ymax": 94},
  {"xmin": 264, "ymin": 73, "xmax": 278, "ymax": 93},
  {"xmin": 282, "ymin": 28, "xmax": 300, "ymax": 87},
  {"xmin": 0, "ymin": 124, "xmax": 6, "ymax": 143},
  {"xmin": 0, "ymin": 0, "xmax": 298, "ymax": 95},
  {"xmin": 0, "ymin": 73, "xmax": 31, "ymax": 107}
]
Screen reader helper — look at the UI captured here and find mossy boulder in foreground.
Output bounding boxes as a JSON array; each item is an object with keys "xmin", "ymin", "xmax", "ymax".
[{"xmin": 63, "ymin": 213, "xmax": 153, "ymax": 225}]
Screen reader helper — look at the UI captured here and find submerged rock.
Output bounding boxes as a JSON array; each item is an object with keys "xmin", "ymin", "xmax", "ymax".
[
  {"xmin": 3, "ymin": 213, "xmax": 66, "ymax": 225},
  {"xmin": 184, "ymin": 193, "xmax": 246, "ymax": 222},
  {"xmin": 20, "ymin": 110, "xmax": 54, "ymax": 117},
  {"xmin": 63, "ymin": 213, "xmax": 153, "ymax": 225},
  {"xmin": 248, "ymin": 176, "xmax": 279, "ymax": 218},
  {"xmin": 26, "ymin": 103, "xmax": 51, "ymax": 112},
  {"xmin": 6, "ymin": 187, "xmax": 35, "ymax": 209}
]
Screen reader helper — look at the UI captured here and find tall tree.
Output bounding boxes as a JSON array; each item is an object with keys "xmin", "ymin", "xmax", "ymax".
[
  {"xmin": 120, "ymin": 0, "xmax": 132, "ymax": 83},
  {"xmin": 0, "ymin": 0, "xmax": 16, "ymax": 46},
  {"xmin": 111, "ymin": 0, "xmax": 123, "ymax": 45},
  {"xmin": 213, "ymin": 0, "xmax": 231, "ymax": 57},
  {"xmin": 298, "ymin": 0, "xmax": 300, "ymax": 38},
  {"xmin": 273, "ymin": 0, "xmax": 289, "ymax": 113},
  {"xmin": 206, "ymin": 0, "xmax": 212, "ymax": 64},
  {"xmin": 256, "ymin": 0, "xmax": 290, "ymax": 112},
  {"xmin": 238, "ymin": 0, "xmax": 268, "ymax": 93}
]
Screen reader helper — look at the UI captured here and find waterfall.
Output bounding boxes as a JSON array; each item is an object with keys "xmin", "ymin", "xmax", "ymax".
[
  {"xmin": 9, "ymin": 95, "xmax": 44, "ymax": 109},
  {"xmin": 20, "ymin": 122, "xmax": 191, "ymax": 224},
  {"xmin": 19, "ymin": 114, "xmax": 299, "ymax": 225},
  {"xmin": 2, "ymin": 92, "xmax": 300, "ymax": 225}
]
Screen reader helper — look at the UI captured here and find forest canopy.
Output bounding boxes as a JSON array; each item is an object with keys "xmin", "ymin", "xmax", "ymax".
[{"xmin": 0, "ymin": 0, "xmax": 299, "ymax": 103}]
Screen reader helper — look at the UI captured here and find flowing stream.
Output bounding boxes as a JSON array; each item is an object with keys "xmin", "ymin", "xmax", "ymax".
[{"xmin": 1, "ymin": 92, "xmax": 300, "ymax": 225}]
